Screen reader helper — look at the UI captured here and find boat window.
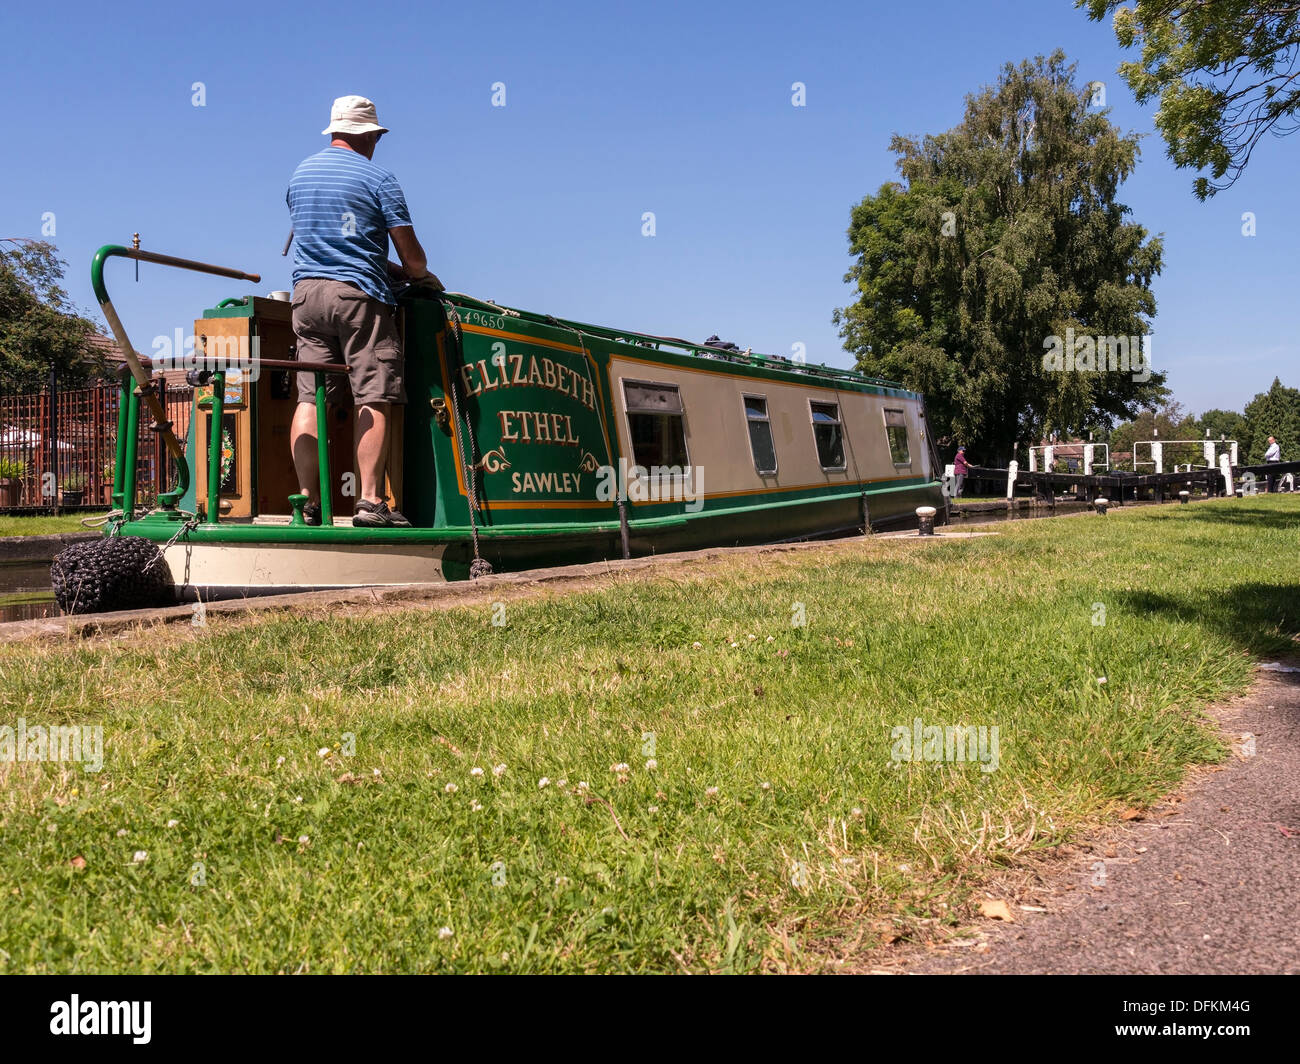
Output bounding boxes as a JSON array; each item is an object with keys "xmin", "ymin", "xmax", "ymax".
[
  {"xmin": 624, "ymin": 381, "xmax": 689, "ymax": 468},
  {"xmin": 884, "ymin": 408, "xmax": 911, "ymax": 465},
  {"xmin": 744, "ymin": 395, "xmax": 777, "ymax": 474},
  {"xmin": 810, "ymin": 400, "xmax": 845, "ymax": 470}
]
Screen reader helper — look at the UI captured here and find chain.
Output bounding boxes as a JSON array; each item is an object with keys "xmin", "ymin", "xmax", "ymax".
[
  {"xmin": 142, "ymin": 512, "xmax": 200, "ymax": 573},
  {"xmin": 440, "ymin": 300, "xmax": 493, "ymax": 579}
]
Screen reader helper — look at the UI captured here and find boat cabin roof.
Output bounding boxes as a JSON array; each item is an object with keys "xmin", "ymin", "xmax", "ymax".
[
  {"xmin": 443, "ymin": 292, "xmax": 911, "ymax": 395},
  {"xmin": 201, "ymin": 289, "xmax": 915, "ymax": 397}
]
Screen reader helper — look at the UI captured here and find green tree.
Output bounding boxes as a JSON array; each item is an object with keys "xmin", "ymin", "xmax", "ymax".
[
  {"xmin": 1197, "ymin": 407, "xmax": 1248, "ymax": 448},
  {"xmin": 1080, "ymin": 1, "xmax": 1300, "ymax": 199},
  {"xmin": 835, "ymin": 52, "xmax": 1167, "ymax": 464},
  {"xmin": 1241, "ymin": 377, "xmax": 1300, "ymax": 462},
  {"xmin": 0, "ymin": 239, "xmax": 108, "ymax": 393},
  {"xmin": 1108, "ymin": 400, "xmax": 1200, "ymax": 468}
]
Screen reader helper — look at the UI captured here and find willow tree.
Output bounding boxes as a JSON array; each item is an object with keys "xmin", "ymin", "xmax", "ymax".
[{"xmin": 834, "ymin": 52, "xmax": 1167, "ymax": 463}]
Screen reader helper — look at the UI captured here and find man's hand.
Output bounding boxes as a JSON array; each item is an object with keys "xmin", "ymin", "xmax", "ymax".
[{"xmin": 402, "ymin": 272, "xmax": 446, "ymax": 298}]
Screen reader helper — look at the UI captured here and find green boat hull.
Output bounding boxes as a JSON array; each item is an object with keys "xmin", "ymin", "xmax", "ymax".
[{"xmin": 107, "ymin": 286, "xmax": 945, "ymax": 596}]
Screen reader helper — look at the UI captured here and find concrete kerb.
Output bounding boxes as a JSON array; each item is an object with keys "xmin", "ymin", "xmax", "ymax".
[
  {"xmin": 1, "ymin": 532, "xmax": 939, "ymax": 644},
  {"xmin": 0, "ymin": 532, "xmax": 100, "ymax": 564}
]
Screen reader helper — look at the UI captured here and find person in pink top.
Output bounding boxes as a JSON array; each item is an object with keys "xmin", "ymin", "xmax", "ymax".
[{"xmin": 952, "ymin": 446, "xmax": 969, "ymax": 497}]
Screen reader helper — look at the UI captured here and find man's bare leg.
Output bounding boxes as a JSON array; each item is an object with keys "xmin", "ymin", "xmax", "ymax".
[
  {"xmin": 290, "ymin": 401, "xmax": 321, "ymax": 503},
  {"xmin": 356, "ymin": 402, "xmax": 390, "ymax": 503}
]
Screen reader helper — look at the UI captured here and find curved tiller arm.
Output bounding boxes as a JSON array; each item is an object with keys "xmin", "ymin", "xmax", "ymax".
[{"xmin": 90, "ymin": 242, "xmax": 261, "ymax": 511}]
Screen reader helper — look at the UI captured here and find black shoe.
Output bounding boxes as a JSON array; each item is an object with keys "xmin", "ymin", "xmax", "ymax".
[
  {"xmin": 303, "ymin": 503, "xmax": 322, "ymax": 527},
  {"xmin": 353, "ymin": 499, "xmax": 411, "ymax": 527}
]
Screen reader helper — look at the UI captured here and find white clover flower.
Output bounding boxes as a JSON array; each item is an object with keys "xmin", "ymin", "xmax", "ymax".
[
  {"xmin": 556, "ymin": 779, "xmax": 568, "ymax": 789},
  {"xmin": 691, "ymin": 641, "xmax": 703, "ymax": 649},
  {"xmin": 372, "ymin": 768, "xmax": 381, "ymax": 777},
  {"xmin": 538, "ymin": 777, "xmax": 550, "ymax": 789},
  {"xmin": 746, "ymin": 634, "xmax": 756, "ymax": 641},
  {"xmin": 470, "ymin": 766, "xmax": 484, "ymax": 777},
  {"xmin": 276, "ymin": 756, "xmax": 286, "ymax": 766},
  {"xmin": 851, "ymin": 807, "xmax": 863, "ymax": 817},
  {"xmin": 444, "ymin": 783, "xmax": 458, "ymax": 794},
  {"xmin": 644, "ymin": 759, "xmax": 657, "ymax": 771},
  {"xmin": 610, "ymin": 763, "xmax": 630, "ymax": 774},
  {"xmin": 438, "ymin": 926, "xmax": 454, "ymax": 940},
  {"xmin": 760, "ymin": 782, "xmax": 771, "ymax": 791},
  {"xmin": 647, "ymin": 805, "xmax": 659, "ymax": 814},
  {"xmin": 470, "ymin": 800, "xmax": 483, "ymax": 812},
  {"xmin": 132, "ymin": 850, "xmax": 148, "ymax": 863},
  {"xmin": 317, "ymin": 747, "xmax": 330, "ymax": 758},
  {"xmin": 555, "ymin": 876, "xmax": 570, "ymax": 887},
  {"xmin": 492, "ymin": 764, "xmax": 507, "ymax": 777},
  {"xmin": 294, "ymin": 795, "xmax": 303, "ymax": 803},
  {"xmin": 575, "ymin": 781, "xmax": 590, "ymax": 794},
  {"xmin": 705, "ymin": 786, "xmax": 719, "ymax": 797},
  {"xmin": 730, "ymin": 641, "xmax": 739, "ymax": 648},
  {"xmin": 166, "ymin": 819, "xmax": 179, "ymax": 828},
  {"xmin": 115, "ymin": 828, "xmax": 128, "ymax": 837},
  {"xmin": 1098, "ymin": 676, "xmax": 1108, "ymax": 685},
  {"xmin": 298, "ymin": 835, "xmax": 309, "ymax": 845}
]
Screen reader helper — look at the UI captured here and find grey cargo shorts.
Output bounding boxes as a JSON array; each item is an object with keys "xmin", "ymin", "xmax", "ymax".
[{"xmin": 291, "ymin": 278, "xmax": 406, "ymax": 406}]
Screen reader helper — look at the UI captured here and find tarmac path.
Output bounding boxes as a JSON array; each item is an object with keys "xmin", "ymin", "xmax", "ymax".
[{"xmin": 900, "ymin": 663, "xmax": 1300, "ymax": 975}]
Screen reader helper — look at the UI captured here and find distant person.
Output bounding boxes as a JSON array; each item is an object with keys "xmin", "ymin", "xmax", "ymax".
[
  {"xmin": 286, "ymin": 94, "xmax": 431, "ymax": 527},
  {"xmin": 1264, "ymin": 435, "xmax": 1281, "ymax": 492},
  {"xmin": 952, "ymin": 446, "xmax": 969, "ymax": 498}
]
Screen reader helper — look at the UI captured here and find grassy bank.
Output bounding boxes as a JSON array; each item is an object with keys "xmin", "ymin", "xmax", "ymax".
[
  {"xmin": 0, "ymin": 497, "xmax": 1296, "ymax": 972},
  {"xmin": 0, "ymin": 513, "xmax": 106, "ymax": 537}
]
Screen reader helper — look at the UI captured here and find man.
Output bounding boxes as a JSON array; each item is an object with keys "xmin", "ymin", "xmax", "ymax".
[
  {"xmin": 952, "ymin": 446, "xmax": 969, "ymax": 498},
  {"xmin": 1264, "ymin": 435, "xmax": 1281, "ymax": 493},
  {"xmin": 286, "ymin": 95, "xmax": 430, "ymax": 527}
]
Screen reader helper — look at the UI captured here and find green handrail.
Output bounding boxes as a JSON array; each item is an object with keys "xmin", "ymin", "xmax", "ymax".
[
  {"xmin": 122, "ymin": 385, "xmax": 140, "ymax": 516},
  {"xmin": 91, "ymin": 243, "xmax": 261, "ymax": 513},
  {"xmin": 206, "ymin": 372, "xmax": 226, "ymax": 524},
  {"xmin": 110, "ymin": 372, "xmax": 130, "ymax": 512},
  {"xmin": 314, "ymin": 372, "xmax": 333, "ymax": 525}
]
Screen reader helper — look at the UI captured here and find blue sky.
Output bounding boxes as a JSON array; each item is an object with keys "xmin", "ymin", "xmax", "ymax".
[{"xmin": 2, "ymin": 0, "xmax": 1293, "ymax": 417}]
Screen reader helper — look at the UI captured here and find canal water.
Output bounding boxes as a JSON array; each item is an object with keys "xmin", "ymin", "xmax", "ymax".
[
  {"xmin": 0, "ymin": 495, "xmax": 1207, "ymax": 624},
  {"xmin": 0, "ymin": 561, "xmax": 59, "ymax": 622}
]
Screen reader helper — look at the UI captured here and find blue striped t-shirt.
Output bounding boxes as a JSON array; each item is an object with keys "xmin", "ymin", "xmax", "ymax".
[{"xmin": 287, "ymin": 146, "xmax": 412, "ymax": 305}]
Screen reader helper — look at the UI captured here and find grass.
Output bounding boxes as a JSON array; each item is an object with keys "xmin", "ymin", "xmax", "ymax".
[
  {"xmin": 0, "ymin": 496, "xmax": 1296, "ymax": 973},
  {"xmin": 0, "ymin": 513, "xmax": 107, "ymax": 537}
]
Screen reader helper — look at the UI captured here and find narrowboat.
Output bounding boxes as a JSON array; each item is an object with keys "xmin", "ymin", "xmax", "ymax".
[{"xmin": 90, "ymin": 242, "xmax": 945, "ymax": 598}]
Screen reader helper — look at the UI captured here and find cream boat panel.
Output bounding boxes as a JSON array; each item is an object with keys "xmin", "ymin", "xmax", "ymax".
[
  {"xmin": 608, "ymin": 356, "xmax": 929, "ymax": 496},
  {"xmin": 162, "ymin": 541, "xmax": 447, "ymax": 593}
]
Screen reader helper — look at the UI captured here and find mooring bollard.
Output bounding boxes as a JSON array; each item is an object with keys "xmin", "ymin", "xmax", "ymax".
[
  {"xmin": 916, "ymin": 505, "xmax": 937, "ymax": 536},
  {"xmin": 1179, "ymin": 490, "xmax": 1190, "ymax": 505},
  {"xmin": 1094, "ymin": 497, "xmax": 1109, "ymax": 515}
]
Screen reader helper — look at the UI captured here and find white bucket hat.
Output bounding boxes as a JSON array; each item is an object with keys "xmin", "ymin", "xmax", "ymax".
[{"xmin": 321, "ymin": 95, "xmax": 389, "ymax": 136}]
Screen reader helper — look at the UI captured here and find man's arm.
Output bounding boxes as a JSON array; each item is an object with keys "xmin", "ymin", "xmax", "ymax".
[{"xmin": 388, "ymin": 226, "xmax": 429, "ymax": 281}]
